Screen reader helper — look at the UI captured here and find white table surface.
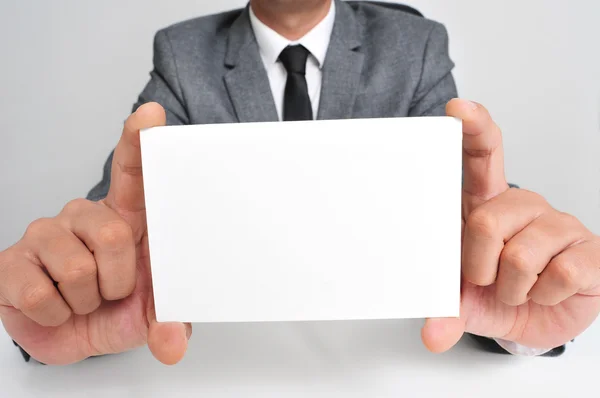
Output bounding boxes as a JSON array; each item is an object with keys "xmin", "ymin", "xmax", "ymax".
[{"xmin": 2, "ymin": 318, "xmax": 599, "ymax": 397}]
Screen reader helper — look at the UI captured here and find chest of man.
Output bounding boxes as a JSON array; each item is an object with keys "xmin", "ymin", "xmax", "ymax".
[{"xmin": 175, "ymin": 53, "xmax": 421, "ymax": 125}]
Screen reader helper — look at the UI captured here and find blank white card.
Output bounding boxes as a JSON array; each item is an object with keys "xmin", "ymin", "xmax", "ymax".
[{"xmin": 140, "ymin": 117, "xmax": 463, "ymax": 323}]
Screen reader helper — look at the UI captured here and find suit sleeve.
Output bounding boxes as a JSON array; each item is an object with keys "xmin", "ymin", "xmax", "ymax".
[
  {"xmin": 408, "ymin": 22, "xmax": 457, "ymax": 117},
  {"xmin": 86, "ymin": 29, "xmax": 188, "ymax": 202}
]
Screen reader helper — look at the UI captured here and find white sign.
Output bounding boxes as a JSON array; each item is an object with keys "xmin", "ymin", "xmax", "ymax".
[{"xmin": 140, "ymin": 117, "xmax": 462, "ymax": 323}]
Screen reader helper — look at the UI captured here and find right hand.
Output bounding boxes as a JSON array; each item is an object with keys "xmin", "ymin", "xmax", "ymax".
[{"xmin": 0, "ymin": 103, "xmax": 191, "ymax": 365}]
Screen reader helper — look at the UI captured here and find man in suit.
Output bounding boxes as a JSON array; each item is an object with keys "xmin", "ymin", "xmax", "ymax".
[{"xmin": 1, "ymin": 0, "xmax": 599, "ymax": 366}]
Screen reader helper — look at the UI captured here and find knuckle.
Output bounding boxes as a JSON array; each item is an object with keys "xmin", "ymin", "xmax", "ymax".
[
  {"xmin": 515, "ymin": 188, "xmax": 546, "ymax": 205},
  {"xmin": 501, "ymin": 245, "xmax": 534, "ymax": 274},
  {"xmin": 117, "ymin": 161, "xmax": 143, "ymax": 177},
  {"xmin": 18, "ymin": 284, "xmax": 55, "ymax": 313},
  {"xmin": 551, "ymin": 258, "xmax": 580, "ymax": 289},
  {"xmin": 525, "ymin": 189, "xmax": 546, "ymax": 203},
  {"xmin": 62, "ymin": 256, "xmax": 98, "ymax": 285},
  {"xmin": 96, "ymin": 221, "xmax": 133, "ymax": 248},
  {"xmin": 0, "ymin": 248, "xmax": 17, "ymax": 272},
  {"xmin": 25, "ymin": 218, "xmax": 54, "ymax": 240},
  {"xmin": 556, "ymin": 211, "xmax": 583, "ymax": 230},
  {"xmin": 463, "ymin": 146, "xmax": 494, "ymax": 158},
  {"xmin": 466, "ymin": 208, "xmax": 498, "ymax": 239},
  {"xmin": 505, "ymin": 187, "xmax": 521, "ymax": 199},
  {"xmin": 62, "ymin": 198, "xmax": 91, "ymax": 216}
]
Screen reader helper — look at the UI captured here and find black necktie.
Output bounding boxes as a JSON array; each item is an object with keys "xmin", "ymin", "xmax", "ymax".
[{"xmin": 278, "ymin": 45, "xmax": 313, "ymax": 121}]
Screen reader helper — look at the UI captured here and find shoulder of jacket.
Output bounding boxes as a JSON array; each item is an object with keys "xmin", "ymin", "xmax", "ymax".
[
  {"xmin": 156, "ymin": 7, "xmax": 244, "ymax": 41},
  {"xmin": 351, "ymin": 2, "xmax": 447, "ymax": 40}
]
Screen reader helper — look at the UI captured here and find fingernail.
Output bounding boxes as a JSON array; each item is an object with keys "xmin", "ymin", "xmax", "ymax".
[{"xmin": 185, "ymin": 324, "xmax": 192, "ymax": 340}]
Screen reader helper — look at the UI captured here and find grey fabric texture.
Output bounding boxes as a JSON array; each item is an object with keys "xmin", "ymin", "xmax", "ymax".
[{"xmin": 86, "ymin": 0, "xmax": 457, "ymax": 201}]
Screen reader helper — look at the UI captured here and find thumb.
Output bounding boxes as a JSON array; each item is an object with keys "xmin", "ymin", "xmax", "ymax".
[
  {"xmin": 421, "ymin": 220, "xmax": 468, "ymax": 353},
  {"xmin": 446, "ymin": 99, "xmax": 509, "ymax": 213},
  {"xmin": 146, "ymin": 288, "xmax": 192, "ymax": 365},
  {"xmin": 421, "ymin": 316, "xmax": 466, "ymax": 354},
  {"xmin": 105, "ymin": 102, "xmax": 166, "ymax": 217}
]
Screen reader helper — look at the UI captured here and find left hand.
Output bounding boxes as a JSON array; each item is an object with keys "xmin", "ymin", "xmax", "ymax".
[{"xmin": 421, "ymin": 99, "xmax": 600, "ymax": 352}]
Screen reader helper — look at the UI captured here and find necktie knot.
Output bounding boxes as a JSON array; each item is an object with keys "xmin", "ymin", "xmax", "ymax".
[{"xmin": 279, "ymin": 45, "xmax": 311, "ymax": 75}]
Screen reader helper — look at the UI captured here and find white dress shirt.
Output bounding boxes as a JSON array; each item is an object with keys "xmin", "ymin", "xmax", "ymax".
[
  {"xmin": 249, "ymin": 1, "xmax": 336, "ymax": 121},
  {"xmin": 248, "ymin": 0, "xmax": 552, "ymax": 358}
]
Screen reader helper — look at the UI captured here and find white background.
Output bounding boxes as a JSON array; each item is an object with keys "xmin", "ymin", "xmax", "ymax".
[{"xmin": 1, "ymin": 1, "xmax": 599, "ymax": 397}]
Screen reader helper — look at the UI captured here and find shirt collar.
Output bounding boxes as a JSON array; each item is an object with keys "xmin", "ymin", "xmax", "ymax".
[{"xmin": 249, "ymin": 0, "xmax": 336, "ymax": 68}]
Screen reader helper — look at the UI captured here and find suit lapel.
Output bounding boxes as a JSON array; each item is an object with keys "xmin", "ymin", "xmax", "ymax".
[
  {"xmin": 317, "ymin": 0, "xmax": 365, "ymax": 120},
  {"xmin": 224, "ymin": 6, "xmax": 279, "ymax": 123}
]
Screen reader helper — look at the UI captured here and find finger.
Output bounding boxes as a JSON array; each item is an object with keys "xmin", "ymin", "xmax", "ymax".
[
  {"xmin": 463, "ymin": 189, "xmax": 550, "ymax": 286},
  {"xmin": 421, "ymin": 317, "xmax": 466, "ymax": 354},
  {"xmin": 24, "ymin": 218, "xmax": 102, "ymax": 315},
  {"xmin": 0, "ymin": 247, "xmax": 72, "ymax": 327},
  {"xmin": 446, "ymin": 99, "xmax": 509, "ymax": 211},
  {"xmin": 0, "ymin": 307, "xmax": 87, "ymax": 365},
  {"xmin": 496, "ymin": 212, "xmax": 588, "ymax": 306},
  {"xmin": 529, "ymin": 240, "xmax": 600, "ymax": 306},
  {"xmin": 422, "ymin": 284, "xmax": 474, "ymax": 354},
  {"xmin": 145, "ymin": 289, "xmax": 191, "ymax": 365},
  {"xmin": 60, "ymin": 199, "xmax": 136, "ymax": 301},
  {"xmin": 105, "ymin": 102, "xmax": 166, "ymax": 214}
]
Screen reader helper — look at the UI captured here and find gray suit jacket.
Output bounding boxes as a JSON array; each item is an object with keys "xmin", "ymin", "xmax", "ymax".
[{"xmin": 87, "ymin": 0, "xmax": 457, "ymax": 201}]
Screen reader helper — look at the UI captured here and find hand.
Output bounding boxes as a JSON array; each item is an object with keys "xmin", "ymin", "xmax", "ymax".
[
  {"xmin": 421, "ymin": 99, "xmax": 600, "ymax": 353},
  {"xmin": 0, "ymin": 103, "xmax": 191, "ymax": 365}
]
